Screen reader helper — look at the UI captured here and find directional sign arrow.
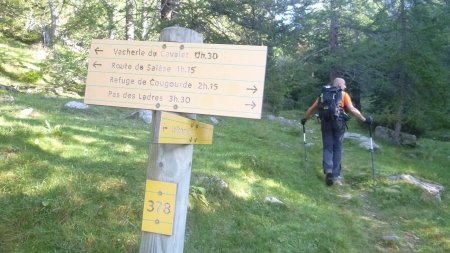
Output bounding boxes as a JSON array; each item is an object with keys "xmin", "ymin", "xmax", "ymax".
[
  {"xmin": 245, "ymin": 101, "xmax": 256, "ymax": 109},
  {"xmin": 246, "ymin": 85, "xmax": 258, "ymax": 94},
  {"xmin": 95, "ymin": 47, "xmax": 104, "ymax": 54},
  {"xmin": 93, "ymin": 61, "xmax": 102, "ymax": 68}
]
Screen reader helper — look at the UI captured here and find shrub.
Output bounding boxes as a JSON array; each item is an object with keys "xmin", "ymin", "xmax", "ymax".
[{"xmin": 17, "ymin": 70, "xmax": 42, "ymax": 84}]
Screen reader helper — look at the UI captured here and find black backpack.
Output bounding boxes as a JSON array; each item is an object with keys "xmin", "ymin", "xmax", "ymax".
[{"xmin": 318, "ymin": 85, "xmax": 342, "ymax": 121}]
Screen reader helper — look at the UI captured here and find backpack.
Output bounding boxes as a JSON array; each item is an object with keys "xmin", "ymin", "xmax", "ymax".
[{"xmin": 318, "ymin": 85, "xmax": 342, "ymax": 121}]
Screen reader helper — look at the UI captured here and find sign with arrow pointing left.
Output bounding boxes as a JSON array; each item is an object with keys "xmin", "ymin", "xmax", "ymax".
[
  {"xmin": 154, "ymin": 112, "xmax": 213, "ymax": 144},
  {"xmin": 84, "ymin": 39, "xmax": 267, "ymax": 119}
]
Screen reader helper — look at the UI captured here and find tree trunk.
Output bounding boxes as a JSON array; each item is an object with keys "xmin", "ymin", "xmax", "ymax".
[
  {"xmin": 329, "ymin": 0, "xmax": 339, "ymax": 81},
  {"xmin": 47, "ymin": 0, "xmax": 57, "ymax": 47},
  {"xmin": 350, "ymin": 81, "xmax": 361, "ymax": 110},
  {"xmin": 141, "ymin": 0, "xmax": 151, "ymax": 40},
  {"xmin": 101, "ymin": 0, "xmax": 116, "ymax": 39},
  {"xmin": 394, "ymin": 63, "xmax": 407, "ymax": 144},
  {"xmin": 161, "ymin": 0, "xmax": 181, "ymax": 21},
  {"xmin": 126, "ymin": 0, "xmax": 135, "ymax": 40},
  {"xmin": 394, "ymin": 0, "xmax": 407, "ymax": 144}
]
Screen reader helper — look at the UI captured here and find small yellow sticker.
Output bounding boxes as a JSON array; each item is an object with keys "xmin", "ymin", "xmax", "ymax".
[
  {"xmin": 141, "ymin": 180, "xmax": 177, "ymax": 235},
  {"xmin": 155, "ymin": 111, "xmax": 214, "ymax": 144}
]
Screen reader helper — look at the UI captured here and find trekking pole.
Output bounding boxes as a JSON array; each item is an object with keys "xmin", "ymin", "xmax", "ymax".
[
  {"xmin": 302, "ymin": 124, "xmax": 308, "ymax": 162},
  {"xmin": 368, "ymin": 123, "xmax": 375, "ymax": 178}
]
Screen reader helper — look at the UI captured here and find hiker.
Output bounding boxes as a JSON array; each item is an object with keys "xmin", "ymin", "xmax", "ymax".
[{"xmin": 301, "ymin": 77, "xmax": 372, "ymax": 186}]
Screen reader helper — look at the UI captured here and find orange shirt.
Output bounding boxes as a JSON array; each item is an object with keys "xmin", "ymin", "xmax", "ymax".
[{"xmin": 341, "ymin": 91, "xmax": 352, "ymax": 111}]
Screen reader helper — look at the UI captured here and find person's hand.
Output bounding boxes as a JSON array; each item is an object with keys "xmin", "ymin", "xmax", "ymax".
[
  {"xmin": 301, "ymin": 118, "xmax": 307, "ymax": 125},
  {"xmin": 364, "ymin": 116, "xmax": 373, "ymax": 125}
]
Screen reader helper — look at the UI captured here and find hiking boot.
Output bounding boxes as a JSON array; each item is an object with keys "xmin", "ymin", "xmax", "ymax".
[
  {"xmin": 333, "ymin": 176, "xmax": 344, "ymax": 186},
  {"xmin": 325, "ymin": 173, "xmax": 333, "ymax": 186}
]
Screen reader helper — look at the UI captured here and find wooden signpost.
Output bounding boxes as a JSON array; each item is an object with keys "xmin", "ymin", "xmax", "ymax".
[{"xmin": 84, "ymin": 26, "xmax": 267, "ymax": 253}]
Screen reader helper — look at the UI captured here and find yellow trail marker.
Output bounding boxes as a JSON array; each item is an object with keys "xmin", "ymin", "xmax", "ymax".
[
  {"xmin": 155, "ymin": 112, "xmax": 213, "ymax": 144},
  {"xmin": 141, "ymin": 180, "xmax": 177, "ymax": 235}
]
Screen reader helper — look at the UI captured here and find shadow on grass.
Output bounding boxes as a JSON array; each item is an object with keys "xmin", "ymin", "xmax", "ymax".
[{"xmin": 0, "ymin": 102, "xmax": 148, "ymax": 252}]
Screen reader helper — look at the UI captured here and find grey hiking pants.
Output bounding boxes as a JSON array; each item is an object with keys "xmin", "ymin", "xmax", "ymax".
[{"xmin": 321, "ymin": 118, "xmax": 345, "ymax": 179}]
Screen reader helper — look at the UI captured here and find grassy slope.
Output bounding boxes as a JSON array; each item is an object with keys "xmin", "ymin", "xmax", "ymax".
[{"xmin": 0, "ymin": 37, "xmax": 449, "ymax": 253}]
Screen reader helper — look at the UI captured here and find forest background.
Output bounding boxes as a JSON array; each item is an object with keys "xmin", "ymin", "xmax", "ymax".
[{"xmin": 1, "ymin": 0, "xmax": 449, "ymax": 139}]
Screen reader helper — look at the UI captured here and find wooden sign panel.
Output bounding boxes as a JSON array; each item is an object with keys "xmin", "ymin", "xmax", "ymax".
[
  {"xmin": 155, "ymin": 112, "xmax": 213, "ymax": 144},
  {"xmin": 84, "ymin": 39, "xmax": 267, "ymax": 119},
  {"xmin": 141, "ymin": 180, "xmax": 177, "ymax": 235}
]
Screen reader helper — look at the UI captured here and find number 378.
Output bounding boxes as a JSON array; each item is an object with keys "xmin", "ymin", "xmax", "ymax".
[{"xmin": 147, "ymin": 200, "xmax": 171, "ymax": 214}]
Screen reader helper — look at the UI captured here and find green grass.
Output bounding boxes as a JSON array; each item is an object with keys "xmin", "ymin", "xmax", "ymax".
[
  {"xmin": 0, "ymin": 36, "xmax": 46, "ymax": 88},
  {"xmin": 0, "ymin": 90, "xmax": 449, "ymax": 252},
  {"xmin": 1, "ymin": 38, "xmax": 449, "ymax": 252}
]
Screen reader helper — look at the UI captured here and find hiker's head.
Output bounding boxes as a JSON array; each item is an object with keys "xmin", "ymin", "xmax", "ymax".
[{"xmin": 333, "ymin": 78, "xmax": 346, "ymax": 90}]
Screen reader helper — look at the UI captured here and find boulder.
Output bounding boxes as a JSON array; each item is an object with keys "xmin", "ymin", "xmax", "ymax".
[
  {"xmin": 388, "ymin": 174, "xmax": 444, "ymax": 201},
  {"xmin": 125, "ymin": 109, "xmax": 153, "ymax": 124},
  {"xmin": 55, "ymin": 87, "xmax": 64, "ymax": 95},
  {"xmin": 195, "ymin": 175, "xmax": 229, "ymax": 190},
  {"xmin": 0, "ymin": 95, "xmax": 15, "ymax": 103},
  {"xmin": 19, "ymin": 108, "xmax": 34, "ymax": 117},
  {"xmin": 264, "ymin": 196, "xmax": 285, "ymax": 205},
  {"xmin": 374, "ymin": 126, "xmax": 417, "ymax": 147},
  {"xmin": 266, "ymin": 114, "xmax": 296, "ymax": 127},
  {"xmin": 138, "ymin": 110, "xmax": 152, "ymax": 124},
  {"xmin": 344, "ymin": 132, "xmax": 380, "ymax": 150},
  {"xmin": 64, "ymin": 101, "xmax": 89, "ymax": 110}
]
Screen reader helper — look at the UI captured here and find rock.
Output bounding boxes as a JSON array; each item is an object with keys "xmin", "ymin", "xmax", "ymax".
[
  {"xmin": 266, "ymin": 114, "xmax": 296, "ymax": 127},
  {"xmin": 388, "ymin": 174, "xmax": 444, "ymax": 201},
  {"xmin": 338, "ymin": 193, "xmax": 352, "ymax": 200},
  {"xmin": 374, "ymin": 126, "xmax": 417, "ymax": 147},
  {"xmin": 139, "ymin": 110, "xmax": 152, "ymax": 124},
  {"xmin": 44, "ymin": 95, "xmax": 57, "ymax": 99},
  {"xmin": 210, "ymin": 116, "xmax": 220, "ymax": 125},
  {"xmin": 19, "ymin": 108, "xmax": 34, "ymax": 116},
  {"xmin": 64, "ymin": 101, "xmax": 89, "ymax": 110},
  {"xmin": 277, "ymin": 117, "xmax": 296, "ymax": 127},
  {"xmin": 264, "ymin": 196, "xmax": 285, "ymax": 205},
  {"xmin": 196, "ymin": 175, "xmax": 229, "ymax": 190},
  {"xmin": 125, "ymin": 110, "xmax": 153, "ymax": 124},
  {"xmin": 382, "ymin": 234, "xmax": 400, "ymax": 242},
  {"xmin": 266, "ymin": 114, "xmax": 277, "ymax": 121},
  {"xmin": 0, "ymin": 95, "xmax": 15, "ymax": 103},
  {"xmin": 54, "ymin": 87, "xmax": 64, "ymax": 95},
  {"xmin": 344, "ymin": 132, "xmax": 379, "ymax": 150},
  {"xmin": 1, "ymin": 85, "xmax": 20, "ymax": 92}
]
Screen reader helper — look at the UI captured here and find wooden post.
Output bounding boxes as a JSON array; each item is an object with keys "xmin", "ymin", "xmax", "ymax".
[{"xmin": 139, "ymin": 27, "xmax": 203, "ymax": 253}]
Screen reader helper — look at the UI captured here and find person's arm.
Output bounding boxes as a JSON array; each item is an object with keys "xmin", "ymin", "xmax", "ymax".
[
  {"xmin": 303, "ymin": 97, "xmax": 320, "ymax": 120},
  {"xmin": 341, "ymin": 92, "xmax": 366, "ymax": 122},
  {"xmin": 345, "ymin": 103, "xmax": 366, "ymax": 122}
]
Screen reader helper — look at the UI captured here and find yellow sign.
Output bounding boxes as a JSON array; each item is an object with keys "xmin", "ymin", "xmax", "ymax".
[
  {"xmin": 84, "ymin": 39, "xmax": 267, "ymax": 119},
  {"xmin": 155, "ymin": 112, "xmax": 213, "ymax": 144},
  {"xmin": 141, "ymin": 180, "xmax": 177, "ymax": 235}
]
